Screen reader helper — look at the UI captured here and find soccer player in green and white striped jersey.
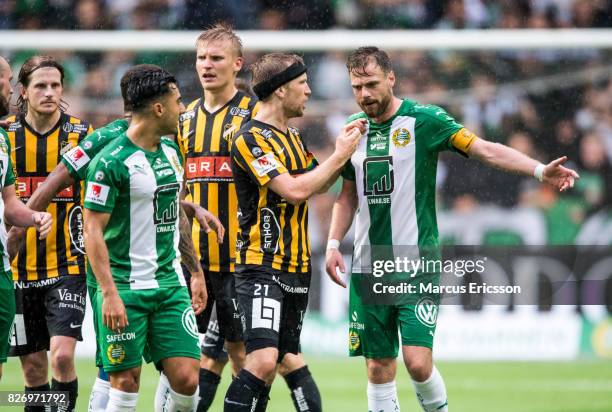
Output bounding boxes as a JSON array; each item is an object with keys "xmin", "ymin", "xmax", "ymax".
[
  {"xmin": 83, "ymin": 65, "xmax": 203, "ymax": 412},
  {"xmin": 325, "ymin": 47, "xmax": 579, "ymax": 412},
  {"xmin": 0, "ymin": 55, "xmax": 52, "ymax": 381}
]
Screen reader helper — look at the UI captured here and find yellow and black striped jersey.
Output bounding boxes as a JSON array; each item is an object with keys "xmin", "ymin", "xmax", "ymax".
[
  {"xmin": 231, "ymin": 120, "xmax": 318, "ymax": 274},
  {"xmin": 177, "ymin": 91, "xmax": 258, "ymax": 272},
  {"xmin": 6, "ymin": 113, "xmax": 93, "ymax": 281}
]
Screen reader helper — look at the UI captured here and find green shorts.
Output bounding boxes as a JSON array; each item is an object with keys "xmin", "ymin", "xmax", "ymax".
[
  {"xmin": 0, "ymin": 270, "xmax": 15, "ymax": 363},
  {"xmin": 348, "ymin": 272, "xmax": 440, "ymax": 359},
  {"xmin": 88, "ymin": 285, "xmax": 104, "ymax": 368},
  {"xmin": 96, "ymin": 286, "xmax": 200, "ymax": 372}
]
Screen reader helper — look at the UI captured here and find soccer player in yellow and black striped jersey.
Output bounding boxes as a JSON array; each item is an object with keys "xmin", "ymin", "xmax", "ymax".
[
  {"xmin": 224, "ymin": 52, "xmax": 365, "ymax": 412},
  {"xmin": 7, "ymin": 56, "xmax": 92, "ymax": 412},
  {"xmin": 174, "ymin": 24, "xmax": 257, "ymax": 411}
]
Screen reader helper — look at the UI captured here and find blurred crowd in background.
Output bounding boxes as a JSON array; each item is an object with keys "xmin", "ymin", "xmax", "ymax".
[
  {"xmin": 1, "ymin": 0, "xmax": 611, "ymax": 30},
  {"xmin": 1, "ymin": 0, "xmax": 611, "ymax": 248}
]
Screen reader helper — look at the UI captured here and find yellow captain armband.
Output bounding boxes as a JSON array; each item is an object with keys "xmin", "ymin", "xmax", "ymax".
[{"xmin": 450, "ymin": 128, "xmax": 478, "ymax": 155}]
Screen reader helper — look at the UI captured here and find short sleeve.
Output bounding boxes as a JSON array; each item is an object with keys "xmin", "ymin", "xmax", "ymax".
[
  {"xmin": 231, "ymin": 131, "xmax": 288, "ymax": 187},
  {"xmin": 62, "ymin": 119, "xmax": 128, "ymax": 181},
  {"xmin": 84, "ymin": 155, "xmax": 125, "ymax": 213},
  {"xmin": 418, "ymin": 105, "xmax": 465, "ymax": 154}
]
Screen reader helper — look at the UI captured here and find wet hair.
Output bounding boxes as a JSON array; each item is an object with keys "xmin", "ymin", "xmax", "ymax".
[
  {"xmin": 17, "ymin": 55, "xmax": 66, "ymax": 114},
  {"xmin": 120, "ymin": 64, "xmax": 177, "ymax": 113},
  {"xmin": 197, "ymin": 22, "xmax": 243, "ymax": 57},
  {"xmin": 346, "ymin": 46, "xmax": 392, "ymax": 76}
]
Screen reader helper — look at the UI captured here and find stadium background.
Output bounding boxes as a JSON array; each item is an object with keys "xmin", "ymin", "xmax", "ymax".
[{"xmin": 1, "ymin": 1, "xmax": 612, "ymax": 410}]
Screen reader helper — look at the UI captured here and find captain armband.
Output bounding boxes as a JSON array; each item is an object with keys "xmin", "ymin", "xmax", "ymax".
[{"xmin": 450, "ymin": 128, "xmax": 478, "ymax": 156}]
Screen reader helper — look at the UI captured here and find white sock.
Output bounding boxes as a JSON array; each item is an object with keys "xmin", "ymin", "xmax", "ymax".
[
  {"xmin": 105, "ymin": 388, "xmax": 138, "ymax": 412},
  {"xmin": 154, "ymin": 373, "xmax": 171, "ymax": 412},
  {"xmin": 367, "ymin": 380, "xmax": 401, "ymax": 412},
  {"xmin": 411, "ymin": 366, "xmax": 448, "ymax": 412},
  {"xmin": 166, "ymin": 385, "xmax": 198, "ymax": 412},
  {"xmin": 89, "ymin": 378, "xmax": 111, "ymax": 412}
]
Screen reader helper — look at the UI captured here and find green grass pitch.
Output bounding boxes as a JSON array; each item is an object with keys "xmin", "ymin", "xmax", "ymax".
[{"xmin": 2, "ymin": 357, "xmax": 611, "ymax": 411}]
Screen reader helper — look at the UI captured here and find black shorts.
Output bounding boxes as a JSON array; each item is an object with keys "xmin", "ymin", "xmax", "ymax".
[
  {"xmin": 184, "ymin": 267, "xmax": 242, "ymax": 342},
  {"xmin": 235, "ymin": 268, "xmax": 311, "ymax": 362},
  {"xmin": 200, "ymin": 302, "xmax": 229, "ymax": 361},
  {"xmin": 10, "ymin": 276, "xmax": 86, "ymax": 357}
]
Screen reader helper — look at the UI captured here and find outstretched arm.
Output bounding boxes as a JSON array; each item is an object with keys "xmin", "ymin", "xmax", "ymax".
[{"xmin": 468, "ymin": 138, "xmax": 579, "ymax": 191}]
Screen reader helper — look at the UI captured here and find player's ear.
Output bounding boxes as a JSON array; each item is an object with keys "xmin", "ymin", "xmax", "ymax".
[
  {"xmin": 387, "ymin": 70, "xmax": 396, "ymax": 88},
  {"xmin": 152, "ymin": 101, "xmax": 164, "ymax": 118},
  {"xmin": 234, "ymin": 56, "xmax": 244, "ymax": 73},
  {"xmin": 274, "ymin": 85, "xmax": 286, "ymax": 99}
]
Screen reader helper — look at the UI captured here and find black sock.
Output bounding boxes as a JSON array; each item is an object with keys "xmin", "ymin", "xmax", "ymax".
[
  {"xmin": 197, "ymin": 368, "xmax": 221, "ymax": 412},
  {"xmin": 284, "ymin": 366, "xmax": 322, "ymax": 412},
  {"xmin": 254, "ymin": 385, "xmax": 271, "ymax": 412},
  {"xmin": 224, "ymin": 369, "xmax": 266, "ymax": 412},
  {"xmin": 51, "ymin": 378, "xmax": 78, "ymax": 412},
  {"xmin": 24, "ymin": 383, "xmax": 50, "ymax": 412}
]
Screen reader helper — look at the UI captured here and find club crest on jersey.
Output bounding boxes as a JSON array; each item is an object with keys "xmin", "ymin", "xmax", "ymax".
[
  {"xmin": 391, "ymin": 128, "xmax": 411, "ymax": 147},
  {"xmin": 223, "ymin": 124, "xmax": 237, "ymax": 142},
  {"xmin": 59, "ymin": 140, "xmax": 73, "ymax": 156}
]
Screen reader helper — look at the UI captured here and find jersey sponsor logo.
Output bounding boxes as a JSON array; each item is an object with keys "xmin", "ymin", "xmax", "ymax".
[
  {"xmin": 153, "ymin": 183, "xmax": 180, "ymax": 232},
  {"xmin": 179, "ymin": 110, "xmax": 196, "ymax": 122},
  {"xmin": 260, "ymin": 207, "xmax": 280, "ymax": 254},
  {"xmin": 229, "ymin": 106, "xmax": 251, "ymax": 117},
  {"xmin": 62, "ymin": 122, "xmax": 88, "ymax": 134},
  {"xmin": 185, "ymin": 156, "xmax": 232, "ymax": 180},
  {"xmin": 259, "ymin": 128, "xmax": 273, "ymax": 139},
  {"xmin": 106, "ymin": 331, "xmax": 136, "ymax": 343},
  {"xmin": 182, "ymin": 307, "xmax": 200, "ymax": 339},
  {"xmin": 83, "ymin": 141, "xmax": 93, "ymax": 150},
  {"xmin": 106, "ymin": 343, "xmax": 126, "ymax": 365},
  {"xmin": 85, "ymin": 182, "xmax": 110, "ymax": 206},
  {"xmin": 68, "ymin": 205, "xmax": 85, "ymax": 254},
  {"xmin": 363, "ymin": 156, "xmax": 394, "ymax": 197},
  {"xmin": 63, "ymin": 146, "xmax": 90, "ymax": 171},
  {"xmin": 251, "ymin": 296, "xmax": 281, "ymax": 332},
  {"xmin": 17, "ymin": 177, "xmax": 75, "ymax": 200},
  {"xmin": 110, "ymin": 145, "xmax": 123, "ymax": 156},
  {"xmin": 8, "ymin": 121, "xmax": 21, "ymax": 132},
  {"xmin": 251, "ymin": 153, "xmax": 278, "ymax": 177},
  {"xmin": 391, "ymin": 128, "xmax": 411, "ymax": 147},
  {"xmin": 415, "ymin": 297, "xmax": 438, "ymax": 327}
]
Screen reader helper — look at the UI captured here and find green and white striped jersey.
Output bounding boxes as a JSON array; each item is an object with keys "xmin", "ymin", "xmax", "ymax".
[
  {"xmin": 0, "ymin": 128, "xmax": 16, "ymax": 273},
  {"xmin": 84, "ymin": 134, "xmax": 186, "ymax": 290},
  {"xmin": 342, "ymin": 99, "xmax": 472, "ymax": 273}
]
